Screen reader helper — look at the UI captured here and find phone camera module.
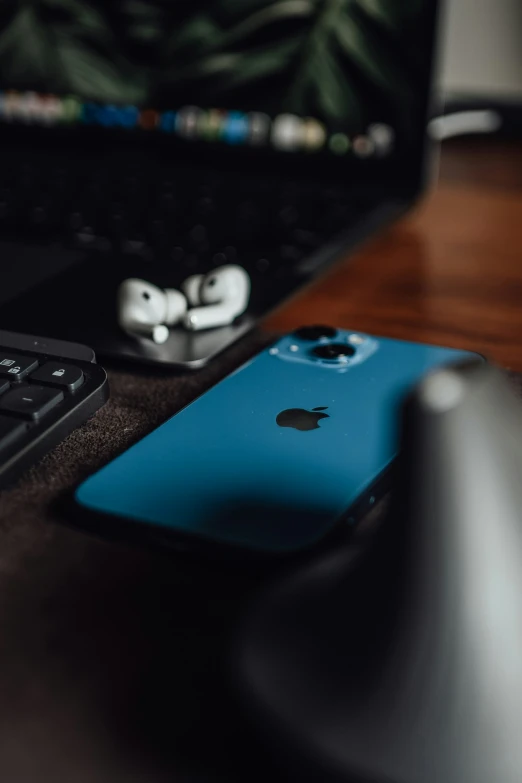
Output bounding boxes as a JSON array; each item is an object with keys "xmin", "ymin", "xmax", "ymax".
[
  {"xmin": 294, "ymin": 325, "xmax": 338, "ymax": 341},
  {"xmin": 312, "ymin": 343, "xmax": 356, "ymax": 360}
]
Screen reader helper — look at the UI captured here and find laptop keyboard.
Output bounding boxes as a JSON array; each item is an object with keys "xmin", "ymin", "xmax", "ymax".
[{"xmin": 0, "ymin": 158, "xmax": 367, "ymax": 278}]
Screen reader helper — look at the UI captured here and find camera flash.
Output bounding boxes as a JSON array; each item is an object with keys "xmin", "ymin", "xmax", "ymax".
[
  {"xmin": 349, "ymin": 334, "xmax": 365, "ymax": 345},
  {"xmin": 289, "ymin": 344, "xmax": 299, "ymax": 352}
]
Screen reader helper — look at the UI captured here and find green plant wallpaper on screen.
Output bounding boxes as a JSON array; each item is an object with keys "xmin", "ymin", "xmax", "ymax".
[{"xmin": 0, "ymin": 0, "xmax": 430, "ymax": 133}]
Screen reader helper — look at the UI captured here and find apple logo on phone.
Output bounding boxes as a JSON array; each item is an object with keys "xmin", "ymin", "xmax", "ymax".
[{"xmin": 276, "ymin": 407, "xmax": 329, "ymax": 431}]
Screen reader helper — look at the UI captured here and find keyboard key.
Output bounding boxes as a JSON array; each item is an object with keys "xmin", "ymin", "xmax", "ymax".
[
  {"xmin": 212, "ymin": 244, "xmax": 238, "ymax": 263},
  {"xmin": 69, "ymin": 211, "xmax": 83, "ymax": 231},
  {"xmin": 171, "ymin": 245, "xmax": 185, "ymax": 263},
  {"xmin": 279, "ymin": 244, "xmax": 303, "ymax": 263},
  {"xmin": 292, "ymin": 228, "xmax": 320, "ymax": 248},
  {"xmin": 182, "ymin": 253, "xmax": 200, "ymax": 270},
  {"xmin": 278, "ymin": 204, "xmax": 299, "ymax": 226},
  {"xmin": 0, "ymin": 385, "xmax": 64, "ymax": 421},
  {"xmin": 0, "ymin": 416, "xmax": 28, "ymax": 453},
  {"xmin": 30, "ymin": 362, "xmax": 84, "ymax": 392},
  {"xmin": 0, "ymin": 354, "xmax": 38, "ymax": 382},
  {"xmin": 0, "ymin": 380, "xmax": 9, "ymax": 395},
  {"xmin": 255, "ymin": 257, "xmax": 271, "ymax": 273},
  {"xmin": 187, "ymin": 223, "xmax": 209, "ymax": 252}
]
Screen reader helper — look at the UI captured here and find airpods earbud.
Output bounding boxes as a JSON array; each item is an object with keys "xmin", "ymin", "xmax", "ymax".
[
  {"xmin": 117, "ymin": 265, "xmax": 251, "ymax": 342},
  {"xmin": 117, "ymin": 278, "xmax": 187, "ymax": 344},
  {"xmin": 182, "ymin": 265, "xmax": 251, "ymax": 331},
  {"xmin": 182, "ymin": 273, "xmax": 204, "ymax": 308}
]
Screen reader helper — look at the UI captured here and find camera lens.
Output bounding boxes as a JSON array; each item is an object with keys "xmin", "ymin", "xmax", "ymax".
[
  {"xmin": 294, "ymin": 325, "xmax": 338, "ymax": 341},
  {"xmin": 312, "ymin": 343, "xmax": 356, "ymax": 360}
]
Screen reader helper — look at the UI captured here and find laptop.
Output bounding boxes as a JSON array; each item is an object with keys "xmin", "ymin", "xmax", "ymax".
[{"xmin": 0, "ymin": 0, "xmax": 440, "ymax": 368}]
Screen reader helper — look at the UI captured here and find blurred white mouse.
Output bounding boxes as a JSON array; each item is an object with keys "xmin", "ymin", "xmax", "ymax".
[
  {"xmin": 182, "ymin": 265, "xmax": 251, "ymax": 331},
  {"xmin": 117, "ymin": 278, "xmax": 187, "ymax": 344}
]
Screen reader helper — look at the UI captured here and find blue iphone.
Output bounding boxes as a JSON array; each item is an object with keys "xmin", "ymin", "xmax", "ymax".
[{"xmin": 75, "ymin": 327, "xmax": 480, "ymax": 555}]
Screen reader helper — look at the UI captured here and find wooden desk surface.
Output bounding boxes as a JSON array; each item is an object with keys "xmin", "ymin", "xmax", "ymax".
[{"xmin": 265, "ymin": 138, "xmax": 522, "ymax": 371}]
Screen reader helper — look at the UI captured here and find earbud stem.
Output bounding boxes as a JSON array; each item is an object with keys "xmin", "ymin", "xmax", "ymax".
[
  {"xmin": 122, "ymin": 320, "xmax": 169, "ymax": 344},
  {"xmin": 184, "ymin": 304, "xmax": 238, "ymax": 331}
]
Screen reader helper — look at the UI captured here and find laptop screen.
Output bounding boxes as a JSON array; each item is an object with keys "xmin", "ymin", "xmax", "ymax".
[{"xmin": 0, "ymin": 0, "xmax": 437, "ymax": 175}]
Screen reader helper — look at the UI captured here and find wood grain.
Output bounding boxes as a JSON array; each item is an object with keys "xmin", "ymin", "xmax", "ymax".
[{"xmin": 265, "ymin": 141, "xmax": 522, "ymax": 371}]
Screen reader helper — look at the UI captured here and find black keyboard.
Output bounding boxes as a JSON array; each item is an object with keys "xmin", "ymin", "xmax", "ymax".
[
  {"xmin": 0, "ymin": 332, "xmax": 109, "ymax": 489},
  {"xmin": 0, "ymin": 155, "xmax": 367, "ymax": 278}
]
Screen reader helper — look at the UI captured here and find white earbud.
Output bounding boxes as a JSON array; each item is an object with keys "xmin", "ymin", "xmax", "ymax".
[
  {"xmin": 117, "ymin": 278, "xmax": 187, "ymax": 344},
  {"xmin": 182, "ymin": 274, "xmax": 205, "ymax": 307},
  {"xmin": 182, "ymin": 265, "xmax": 251, "ymax": 331}
]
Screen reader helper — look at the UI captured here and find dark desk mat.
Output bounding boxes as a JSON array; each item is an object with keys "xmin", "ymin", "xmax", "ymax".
[
  {"xmin": 0, "ymin": 337, "xmax": 517, "ymax": 783},
  {"xmin": 0, "ymin": 330, "xmax": 288, "ymax": 783}
]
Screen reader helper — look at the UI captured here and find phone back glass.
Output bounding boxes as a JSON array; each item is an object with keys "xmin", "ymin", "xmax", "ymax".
[{"xmin": 76, "ymin": 331, "xmax": 478, "ymax": 553}]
